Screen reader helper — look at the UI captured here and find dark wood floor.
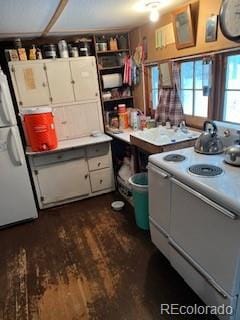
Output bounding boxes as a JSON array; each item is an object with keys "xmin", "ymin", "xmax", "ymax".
[{"xmin": 0, "ymin": 193, "xmax": 217, "ymax": 320}]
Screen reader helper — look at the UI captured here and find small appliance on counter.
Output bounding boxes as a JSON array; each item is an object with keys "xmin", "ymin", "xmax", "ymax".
[
  {"xmin": 224, "ymin": 130, "xmax": 240, "ymax": 166},
  {"xmin": 21, "ymin": 107, "xmax": 58, "ymax": 152},
  {"xmin": 194, "ymin": 120, "xmax": 224, "ymax": 154}
]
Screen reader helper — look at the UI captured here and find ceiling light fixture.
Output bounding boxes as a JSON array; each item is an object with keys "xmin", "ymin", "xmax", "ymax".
[{"xmin": 145, "ymin": 0, "xmax": 161, "ymax": 22}]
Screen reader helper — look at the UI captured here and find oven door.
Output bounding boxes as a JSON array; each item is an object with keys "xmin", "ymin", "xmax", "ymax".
[{"xmin": 170, "ymin": 178, "xmax": 240, "ymax": 296}]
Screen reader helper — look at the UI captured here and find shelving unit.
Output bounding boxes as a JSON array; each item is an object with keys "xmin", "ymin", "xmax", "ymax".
[{"xmin": 93, "ymin": 32, "xmax": 134, "ymax": 128}]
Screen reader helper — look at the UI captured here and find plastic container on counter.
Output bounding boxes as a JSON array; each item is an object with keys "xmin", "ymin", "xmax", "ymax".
[
  {"xmin": 119, "ymin": 112, "xmax": 128, "ymax": 129},
  {"xmin": 21, "ymin": 107, "xmax": 58, "ymax": 152}
]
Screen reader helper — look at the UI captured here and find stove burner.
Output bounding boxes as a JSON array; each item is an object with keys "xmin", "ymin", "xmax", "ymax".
[
  {"xmin": 188, "ymin": 164, "xmax": 223, "ymax": 177},
  {"xmin": 164, "ymin": 154, "xmax": 186, "ymax": 162}
]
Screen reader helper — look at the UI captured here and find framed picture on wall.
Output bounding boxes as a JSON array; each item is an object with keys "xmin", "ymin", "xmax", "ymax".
[
  {"xmin": 172, "ymin": 4, "xmax": 195, "ymax": 50},
  {"xmin": 159, "ymin": 62, "xmax": 173, "ymax": 88},
  {"xmin": 205, "ymin": 15, "xmax": 218, "ymax": 42}
]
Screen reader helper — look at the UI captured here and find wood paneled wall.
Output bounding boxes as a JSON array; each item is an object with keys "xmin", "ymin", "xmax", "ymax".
[{"xmin": 130, "ymin": 0, "xmax": 240, "ymax": 112}]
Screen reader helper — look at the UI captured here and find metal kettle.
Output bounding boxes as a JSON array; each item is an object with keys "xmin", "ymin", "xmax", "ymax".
[
  {"xmin": 194, "ymin": 121, "xmax": 224, "ymax": 155},
  {"xmin": 224, "ymin": 130, "xmax": 240, "ymax": 166}
]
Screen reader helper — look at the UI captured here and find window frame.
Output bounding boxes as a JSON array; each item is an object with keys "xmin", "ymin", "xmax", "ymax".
[
  {"xmin": 179, "ymin": 58, "xmax": 213, "ymax": 129},
  {"xmin": 147, "ymin": 64, "xmax": 160, "ymax": 111},
  {"xmin": 219, "ymin": 51, "xmax": 240, "ymax": 125}
]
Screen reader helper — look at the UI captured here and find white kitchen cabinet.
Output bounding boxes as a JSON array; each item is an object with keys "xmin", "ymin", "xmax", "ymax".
[
  {"xmin": 9, "ymin": 58, "xmax": 104, "ymax": 143},
  {"xmin": 9, "ymin": 61, "xmax": 50, "ymax": 107},
  {"xmin": 70, "ymin": 57, "xmax": 99, "ymax": 101},
  {"xmin": 28, "ymin": 140, "xmax": 114, "ymax": 209},
  {"xmin": 90, "ymin": 168, "xmax": 112, "ymax": 193},
  {"xmin": 45, "ymin": 60, "xmax": 75, "ymax": 104},
  {"xmin": 53, "ymin": 101, "xmax": 102, "ymax": 141},
  {"xmin": 36, "ymin": 158, "xmax": 90, "ymax": 205}
]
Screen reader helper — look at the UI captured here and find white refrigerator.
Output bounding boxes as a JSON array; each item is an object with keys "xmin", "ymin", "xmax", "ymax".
[{"xmin": 0, "ymin": 68, "xmax": 38, "ymax": 227}]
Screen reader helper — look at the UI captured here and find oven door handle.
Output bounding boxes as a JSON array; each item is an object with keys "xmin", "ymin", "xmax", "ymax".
[
  {"xmin": 169, "ymin": 239, "xmax": 228, "ymax": 299},
  {"xmin": 170, "ymin": 178, "xmax": 238, "ymax": 220}
]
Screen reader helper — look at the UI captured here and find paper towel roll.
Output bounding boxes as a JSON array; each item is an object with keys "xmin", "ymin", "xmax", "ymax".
[{"xmin": 102, "ymin": 73, "xmax": 122, "ymax": 89}]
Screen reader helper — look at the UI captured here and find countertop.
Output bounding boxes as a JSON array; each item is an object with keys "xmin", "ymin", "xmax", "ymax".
[
  {"xmin": 149, "ymin": 147, "xmax": 240, "ymax": 215},
  {"xmin": 26, "ymin": 134, "xmax": 112, "ymax": 156},
  {"xmin": 106, "ymin": 128, "xmax": 133, "ymax": 144}
]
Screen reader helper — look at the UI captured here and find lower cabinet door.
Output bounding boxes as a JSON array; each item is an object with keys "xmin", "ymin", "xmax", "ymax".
[
  {"xmin": 37, "ymin": 158, "xmax": 91, "ymax": 204},
  {"xmin": 90, "ymin": 168, "xmax": 112, "ymax": 193}
]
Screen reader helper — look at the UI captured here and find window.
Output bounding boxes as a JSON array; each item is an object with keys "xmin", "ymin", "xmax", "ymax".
[
  {"xmin": 150, "ymin": 65, "xmax": 159, "ymax": 110},
  {"xmin": 180, "ymin": 60, "xmax": 209, "ymax": 117},
  {"xmin": 223, "ymin": 54, "xmax": 240, "ymax": 123}
]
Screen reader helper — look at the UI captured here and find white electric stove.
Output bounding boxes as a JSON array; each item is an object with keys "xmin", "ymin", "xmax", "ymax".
[{"xmin": 148, "ymin": 123, "xmax": 240, "ymax": 320}]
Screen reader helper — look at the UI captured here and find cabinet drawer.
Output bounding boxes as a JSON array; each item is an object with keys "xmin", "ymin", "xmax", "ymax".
[
  {"xmin": 169, "ymin": 241, "xmax": 237, "ymax": 320},
  {"xmin": 32, "ymin": 148, "xmax": 85, "ymax": 167},
  {"xmin": 88, "ymin": 154, "xmax": 110, "ymax": 171},
  {"xmin": 86, "ymin": 143, "xmax": 109, "ymax": 158},
  {"xmin": 90, "ymin": 168, "xmax": 112, "ymax": 192},
  {"xmin": 150, "ymin": 218, "xmax": 170, "ymax": 260}
]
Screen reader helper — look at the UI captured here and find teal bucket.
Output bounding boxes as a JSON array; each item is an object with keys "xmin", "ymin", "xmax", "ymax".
[{"xmin": 129, "ymin": 172, "xmax": 149, "ymax": 230}]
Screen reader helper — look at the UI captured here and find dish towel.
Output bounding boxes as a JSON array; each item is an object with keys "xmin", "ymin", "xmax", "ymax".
[{"xmin": 155, "ymin": 63, "xmax": 184, "ymax": 126}]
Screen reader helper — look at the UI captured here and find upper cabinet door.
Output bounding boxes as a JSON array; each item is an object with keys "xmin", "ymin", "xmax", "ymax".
[
  {"xmin": 70, "ymin": 57, "xmax": 99, "ymax": 101},
  {"xmin": 45, "ymin": 60, "xmax": 75, "ymax": 104},
  {"xmin": 10, "ymin": 62, "xmax": 50, "ymax": 107}
]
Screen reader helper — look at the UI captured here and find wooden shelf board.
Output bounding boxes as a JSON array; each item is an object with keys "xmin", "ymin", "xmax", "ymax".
[
  {"xmin": 97, "ymin": 49, "xmax": 129, "ymax": 54},
  {"xmin": 103, "ymin": 96, "xmax": 133, "ymax": 102},
  {"xmin": 99, "ymin": 66, "xmax": 124, "ymax": 71}
]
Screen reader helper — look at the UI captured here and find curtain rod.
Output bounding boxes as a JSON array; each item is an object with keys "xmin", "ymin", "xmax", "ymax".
[{"xmin": 143, "ymin": 46, "xmax": 240, "ymax": 66}]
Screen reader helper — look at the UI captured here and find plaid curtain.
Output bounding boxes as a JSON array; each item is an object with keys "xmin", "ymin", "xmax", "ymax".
[{"xmin": 155, "ymin": 63, "xmax": 185, "ymax": 126}]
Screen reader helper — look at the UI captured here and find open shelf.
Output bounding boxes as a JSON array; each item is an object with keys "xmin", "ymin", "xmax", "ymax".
[
  {"xmin": 97, "ymin": 49, "xmax": 129, "ymax": 54},
  {"xmin": 99, "ymin": 65, "xmax": 124, "ymax": 71},
  {"xmin": 103, "ymin": 96, "xmax": 133, "ymax": 103}
]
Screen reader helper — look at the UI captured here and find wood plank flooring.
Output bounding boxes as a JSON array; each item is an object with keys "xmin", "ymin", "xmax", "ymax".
[{"xmin": 0, "ymin": 193, "xmax": 217, "ymax": 320}]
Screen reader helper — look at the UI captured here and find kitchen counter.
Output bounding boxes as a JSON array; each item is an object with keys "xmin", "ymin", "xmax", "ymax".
[
  {"xmin": 26, "ymin": 134, "xmax": 112, "ymax": 155},
  {"xmin": 106, "ymin": 128, "xmax": 133, "ymax": 144},
  {"xmin": 149, "ymin": 147, "xmax": 240, "ymax": 215}
]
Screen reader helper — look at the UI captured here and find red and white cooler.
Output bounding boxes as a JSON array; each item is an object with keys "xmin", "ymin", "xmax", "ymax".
[{"xmin": 21, "ymin": 107, "xmax": 58, "ymax": 152}]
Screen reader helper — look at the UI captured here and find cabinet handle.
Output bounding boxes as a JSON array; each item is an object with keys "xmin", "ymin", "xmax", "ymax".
[
  {"xmin": 148, "ymin": 163, "xmax": 170, "ymax": 179},
  {"xmin": 171, "ymin": 178, "xmax": 238, "ymax": 220},
  {"xmin": 169, "ymin": 239, "xmax": 228, "ymax": 299},
  {"xmin": 84, "ymin": 174, "xmax": 89, "ymax": 179},
  {"xmin": 71, "ymin": 80, "xmax": 75, "ymax": 84},
  {"xmin": 42, "ymin": 82, "xmax": 46, "ymax": 87},
  {"xmin": 97, "ymin": 162, "xmax": 101, "ymax": 167},
  {"xmin": 95, "ymin": 92, "xmax": 98, "ymax": 96},
  {"xmin": 100, "ymin": 179, "xmax": 103, "ymax": 184}
]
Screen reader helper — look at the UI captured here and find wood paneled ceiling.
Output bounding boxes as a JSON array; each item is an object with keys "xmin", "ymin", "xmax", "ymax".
[{"xmin": 0, "ymin": 0, "xmax": 188, "ymax": 38}]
